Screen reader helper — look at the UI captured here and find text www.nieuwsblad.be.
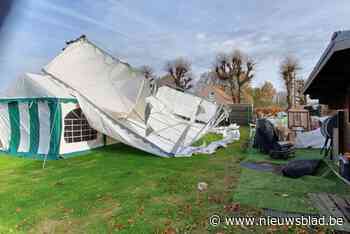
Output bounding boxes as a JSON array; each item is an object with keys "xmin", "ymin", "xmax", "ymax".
[{"xmin": 209, "ymin": 214, "xmax": 344, "ymax": 227}]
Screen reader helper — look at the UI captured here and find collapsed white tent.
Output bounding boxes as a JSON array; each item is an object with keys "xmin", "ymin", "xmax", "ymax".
[{"xmin": 42, "ymin": 36, "xmax": 227, "ymax": 157}]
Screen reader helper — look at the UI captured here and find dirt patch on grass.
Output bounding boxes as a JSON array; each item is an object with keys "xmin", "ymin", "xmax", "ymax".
[
  {"xmin": 94, "ymin": 201, "xmax": 121, "ymax": 220},
  {"xmin": 30, "ymin": 196, "xmax": 121, "ymax": 234},
  {"xmin": 151, "ymin": 194, "xmax": 183, "ymax": 206},
  {"xmin": 29, "ymin": 219, "xmax": 72, "ymax": 234}
]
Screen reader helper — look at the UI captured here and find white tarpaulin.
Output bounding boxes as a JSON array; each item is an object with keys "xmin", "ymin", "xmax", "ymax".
[
  {"xmin": 44, "ymin": 38, "xmax": 150, "ymax": 121},
  {"xmin": 43, "ymin": 37, "xmax": 226, "ymax": 157},
  {"xmin": 295, "ymin": 128, "xmax": 326, "ymax": 149}
]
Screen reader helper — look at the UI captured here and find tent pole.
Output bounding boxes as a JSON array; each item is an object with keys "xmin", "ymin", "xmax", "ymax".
[{"xmin": 42, "ymin": 154, "xmax": 48, "ymax": 169}]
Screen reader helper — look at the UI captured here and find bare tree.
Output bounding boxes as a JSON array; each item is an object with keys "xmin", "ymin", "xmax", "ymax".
[
  {"xmin": 165, "ymin": 57, "xmax": 193, "ymax": 90},
  {"xmin": 140, "ymin": 65, "xmax": 155, "ymax": 80},
  {"xmin": 280, "ymin": 56, "xmax": 300, "ymax": 109},
  {"xmin": 237, "ymin": 55, "xmax": 255, "ymax": 103},
  {"xmin": 214, "ymin": 53, "xmax": 236, "ymax": 103},
  {"xmin": 296, "ymin": 79, "xmax": 307, "ymax": 105},
  {"xmin": 213, "ymin": 50, "xmax": 256, "ymax": 103},
  {"xmin": 140, "ymin": 65, "xmax": 157, "ymax": 92}
]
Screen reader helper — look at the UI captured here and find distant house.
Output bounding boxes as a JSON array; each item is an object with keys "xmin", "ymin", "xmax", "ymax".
[
  {"xmin": 197, "ymin": 85, "xmax": 236, "ymax": 105},
  {"xmin": 197, "ymin": 85, "xmax": 252, "ymax": 125},
  {"xmin": 304, "ymin": 30, "xmax": 350, "ymax": 156}
]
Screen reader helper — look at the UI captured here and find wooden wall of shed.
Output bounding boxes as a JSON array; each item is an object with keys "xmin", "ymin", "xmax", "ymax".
[
  {"xmin": 343, "ymin": 93, "xmax": 350, "ymax": 153},
  {"xmin": 331, "ymin": 93, "xmax": 350, "ymax": 155},
  {"xmin": 332, "ymin": 110, "xmax": 349, "ymax": 155}
]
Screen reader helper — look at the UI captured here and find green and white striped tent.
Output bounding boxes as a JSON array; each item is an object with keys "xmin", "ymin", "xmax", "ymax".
[{"xmin": 0, "ymin": 73, "xmax": 105, "ymax": 159}]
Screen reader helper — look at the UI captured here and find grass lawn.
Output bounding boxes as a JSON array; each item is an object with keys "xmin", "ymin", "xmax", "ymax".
[
  {"xmin": 234, "ymin": 162, "xmax": 350, "ymax": 213},
  {"xmin": 0, "ymin": 127, "xmax": 349, "ymax": 233}
]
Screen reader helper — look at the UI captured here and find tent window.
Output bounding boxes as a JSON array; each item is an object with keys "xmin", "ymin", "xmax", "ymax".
[{"xmin": 64, "ymin": 108, "xmax": 97, "ymax": 143}]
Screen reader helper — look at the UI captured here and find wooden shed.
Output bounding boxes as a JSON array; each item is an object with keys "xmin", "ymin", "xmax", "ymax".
[
  {"xmin": 304, "ymin": 31, "xmax": 350, "ymax": 156},
  {"xmin": 287, "ymin": 108, "xmax": 310, "ymax": 131}
]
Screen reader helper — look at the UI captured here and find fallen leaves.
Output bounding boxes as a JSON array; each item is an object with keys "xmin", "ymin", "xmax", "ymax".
[
  {"xmin": 224, "ymin": 203, "xmax": 240, "ymax": 213},
  {"xmin": 184, "ymin": 204, "xmax": 192, "ymax": 214},
  {"xmin": 138, "ymin": 206, "xmax": 144, "ymax": 215},
  {"xmin": 208, "ymin": 195, "xmax": 224, "ymax": 204},
  {"xmin": 114, "ymin": 223, "xmax": 124, "ymax": 230},
  {"xmin": 163, "ymin": 227, "xmax": 176, "ymax": 234},
  {"xmin": 164, "ymin": 219, "xmax": 172, "ymax": 226},
  {"xmin": 63, "ymin": 207, "xmax": 74, "ymax": 214},
  {"xmin": 127, "ymin": 218, "xmax": 134, "ymax": 225}
]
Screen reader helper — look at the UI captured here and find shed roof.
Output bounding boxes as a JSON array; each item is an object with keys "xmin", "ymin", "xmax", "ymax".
[
  {"xmin": 198, "ymin": 85, "xmax": 234, "ymax": 105},
  {"xmin": 304, "ymin": 31, "xmax": 350, "ymax": 103}
]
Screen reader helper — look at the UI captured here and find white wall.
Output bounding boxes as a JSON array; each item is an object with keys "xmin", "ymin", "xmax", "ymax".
[
  {"xmin": 0, "ymin": 103, "xmax": 10, "ymax": 150},
  {"xmin": 59, "ymin": 103, "xmax": 104, "ymax": 155}
]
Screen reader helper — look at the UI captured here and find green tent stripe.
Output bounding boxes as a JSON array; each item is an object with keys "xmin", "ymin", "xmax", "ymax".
[
  {"xmin": 8, "ymin": 102, "xmax": 20, "ymax": 153},
  {"xmin": 0, "ymin": 97, "xmax": 77, "ymax": 104},
  {"xmin": 28, "ymin": 102, "xmax": 40, "ymax": 154},
  {"xmin": 48, "ymin": 101, "xmax": 62, "ymax": 157}
]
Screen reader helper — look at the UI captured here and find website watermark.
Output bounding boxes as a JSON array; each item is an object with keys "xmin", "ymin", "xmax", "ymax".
[{"xmin": 209, "ymin": 214, "xmax": 344, "ymax": 227}]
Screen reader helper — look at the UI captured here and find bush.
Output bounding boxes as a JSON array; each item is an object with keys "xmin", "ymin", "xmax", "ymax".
[{"xmin": 255, "ymin": 106, "xmax": 284, "ymax": 118}]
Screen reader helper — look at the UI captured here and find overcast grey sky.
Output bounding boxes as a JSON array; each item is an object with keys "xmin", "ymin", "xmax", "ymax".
[{"xmin": 1, "ymin": 0, "xmax": 350, "ymax": 90}]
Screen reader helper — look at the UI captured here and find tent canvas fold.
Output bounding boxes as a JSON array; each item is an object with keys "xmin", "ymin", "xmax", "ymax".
[{"xmin": 42, "ymin": 37, "xmax": 225, "ymax": 157}]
